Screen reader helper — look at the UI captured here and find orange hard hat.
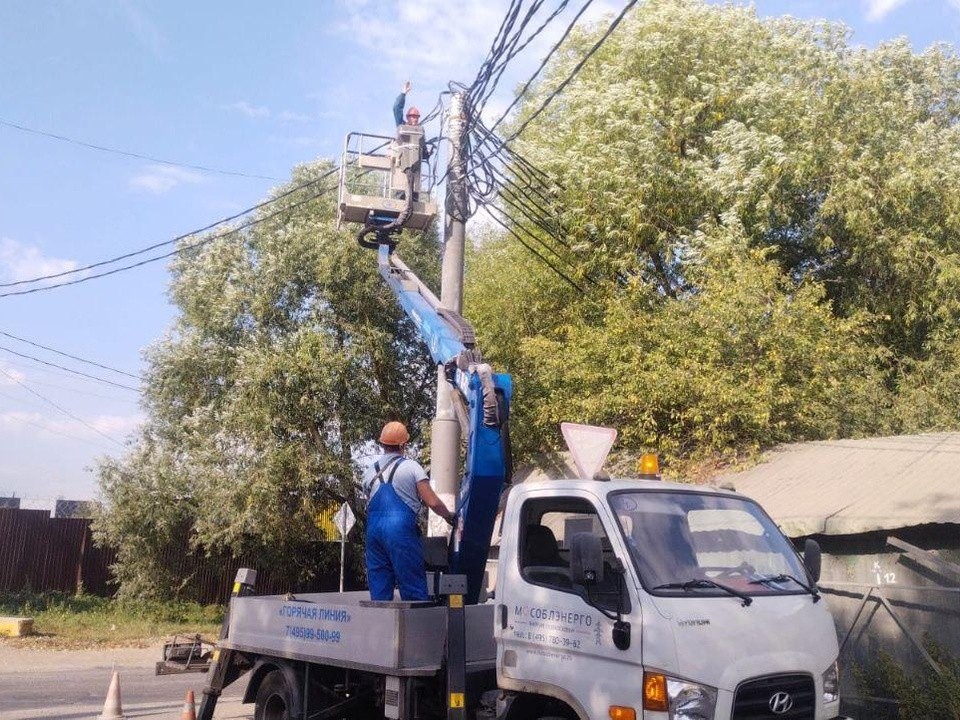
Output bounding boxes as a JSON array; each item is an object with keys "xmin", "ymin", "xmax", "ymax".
[{"xmin": 379, "ymin": 421, "xmax": 410, "ymax": 445}]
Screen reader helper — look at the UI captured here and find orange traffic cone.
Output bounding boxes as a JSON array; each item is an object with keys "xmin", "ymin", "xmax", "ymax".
[
  {"xmin": 180, "ymin": 689, "xmax": 197, "ymax": 720},
  {"xmin": 97, "ymin": 671, "xmax": 126, "ymax": 720}
]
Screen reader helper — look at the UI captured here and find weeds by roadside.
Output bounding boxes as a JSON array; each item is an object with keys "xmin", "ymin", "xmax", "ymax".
[{"xmin": 0, "ymin": 591, "xmax": 223, "ymax": 649}]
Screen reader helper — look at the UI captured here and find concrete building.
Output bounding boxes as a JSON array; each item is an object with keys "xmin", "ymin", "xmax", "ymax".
[{"xmin": 715, "ymin": 433, "xmax": 960, "ymax": 713}]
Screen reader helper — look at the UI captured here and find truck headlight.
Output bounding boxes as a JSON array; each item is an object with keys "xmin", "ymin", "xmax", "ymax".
[
  {"xmin": 644, "ymin": 671, "xmax": 718, "ymax": 720},
  {"xmin": 822, "ymin": 660, "xmax": 840, "ymax": 704}
]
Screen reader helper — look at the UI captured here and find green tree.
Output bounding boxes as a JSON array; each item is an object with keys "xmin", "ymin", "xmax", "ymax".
[
  {"xmin": 467, "ymin": 0, "xmax": 958, "ymax": 467},
  {"xmin": 96, "ymin": 163, "xmax": 440, "ymax": 597}
]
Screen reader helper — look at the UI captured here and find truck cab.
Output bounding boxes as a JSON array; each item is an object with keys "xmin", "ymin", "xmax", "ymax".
[{"xmin": 494, "ymin": 478, "xmax": 845, "ymax": 720}]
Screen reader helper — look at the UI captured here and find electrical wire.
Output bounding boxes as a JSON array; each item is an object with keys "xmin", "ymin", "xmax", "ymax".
[
  {"xmin": 0, "ymin": 366, "xmax": 126, "ymax": 448},
  {"xmin": 484, "ymin": 204, "xmax": 584, "ymax": 292},
  {"xmin": 0, "ymin": 179, "xmax": 339, "ymax": 298},
  {"xmin": 0, "ymin": 401, "xmax": 120, "ymax": 451},
  {"xmin": 0, "ymin": 166, "xmax": 340, "ymax": 290},
  {"xmin": 487, "ymin": 0, "xmax": 594, "ymax": 135},
  {"xmin": 505, "ymin": 0, "xmax": 638, "ymax": 143},
  {"xmin": 0, "ymin": 117, "xmax": 283, "ymax": 181},
  {"xmin": 0, "ymin": 329, "xmax": 141, "ymax": 379},
  {"xmin": 438, "ymin": 0, "xmax": 640, "ymax": 291},
  {"xmin": 5, "ymin": 375, "xmax": 139, "ymax": 403},
  {"xmin": 0, "ymin": 344, "xmax": 139, "ymax": 391}
]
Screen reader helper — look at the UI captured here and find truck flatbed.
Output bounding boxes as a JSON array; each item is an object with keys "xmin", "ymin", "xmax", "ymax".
[{"xmin": 220, "ymin": 591, "xmax": 495, "ymax": 677}]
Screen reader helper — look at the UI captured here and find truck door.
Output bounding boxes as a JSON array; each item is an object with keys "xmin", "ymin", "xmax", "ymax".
[{"xmin": 496, "ymin": 493, "xmax": 642, "ymax": 716}]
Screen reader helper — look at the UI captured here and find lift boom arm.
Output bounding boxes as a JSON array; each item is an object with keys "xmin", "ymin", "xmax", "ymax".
[{"xmin": 377, "ymin": 245, "xmax": 511, "ymax": 605}]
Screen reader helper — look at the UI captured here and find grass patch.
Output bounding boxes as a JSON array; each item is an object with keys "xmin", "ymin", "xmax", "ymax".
[{"xmin": 0, "ymin": 591, "xmax": 223, "ymax": 649}]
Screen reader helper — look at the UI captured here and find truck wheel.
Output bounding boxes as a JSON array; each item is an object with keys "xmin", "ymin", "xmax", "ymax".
[{"xmin": 255, "ymin": 670, "xmax": 297, "ymax": 720}]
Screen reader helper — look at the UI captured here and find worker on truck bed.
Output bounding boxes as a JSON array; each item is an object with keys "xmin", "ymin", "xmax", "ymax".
[{"xmin": 362, "ymin": 421, "xmax": 455, "ymax": 601}]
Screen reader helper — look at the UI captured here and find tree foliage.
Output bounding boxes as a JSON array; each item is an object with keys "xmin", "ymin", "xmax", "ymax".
[
  {"xmin": 466, "ymin": 0, "xmax": 960, "ymax": 468},
  {"xmin": 96, "ymin": 164, "xmax": 439, "ymax": 597},
  {"xmin": 97, "ymin": 1, "xmax": 960, "ymax": 595}
]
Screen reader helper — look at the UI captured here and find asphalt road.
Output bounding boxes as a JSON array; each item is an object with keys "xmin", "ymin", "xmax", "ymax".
[{"xmin": 0, "ymin": 644, "xmax": 251, "ymax": 720}]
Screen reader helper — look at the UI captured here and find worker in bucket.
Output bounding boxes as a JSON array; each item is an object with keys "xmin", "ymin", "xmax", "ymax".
[
  {"xmin": 393, "ymin": 80, "xmax": 421, "ymax": 127},
  {"xmin": 362, "ymin": 420, "xmax": 455, "ymax": 601},
  {"xmin": 392, "ymin": 81, "xmax": 431, "ymax": 161}
]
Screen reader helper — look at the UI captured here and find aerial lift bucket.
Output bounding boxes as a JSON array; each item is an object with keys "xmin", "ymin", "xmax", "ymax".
[{"xmin": 337, "ymin": 131, "xmax": 438, "ymax": 234}]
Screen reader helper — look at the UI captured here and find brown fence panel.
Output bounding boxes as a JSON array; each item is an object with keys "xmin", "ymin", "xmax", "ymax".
[
  {"xmin": 0, "ymin": 508, "xmax": 353, "ymax": 603},
  {"xmin": 80, "ymin": 528, "xmax": 117, "ymax": 596},
  {"xmin": 37, "ymin": 518, "xmax": 88, "ymax": 593},
  {"xmin": 0, "ymin": 509, "xmax": 50, "ymax": 592}
]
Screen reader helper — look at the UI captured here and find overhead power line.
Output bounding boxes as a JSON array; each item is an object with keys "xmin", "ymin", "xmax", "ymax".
[
  {"xmin": 0, "ymin": 344, "xmax": 139, "ymax": 392},
  {"xmin": 505, "ymin": 0, "xmax": 638, "ymax": 143},
  {"xmin": 487, "ymin": 0, "xmax": 595, "ymax": 135},
  {"xmin": 0, "ymin": 329, "xmax": 141, "ymax": 380},
  {"xmin": 0, "ymin": 367, "xmax": 125, "ymax": 448},
  {"xmin": 0, "ymin": 117, "xmax": 283, "ymax": 181},
  {"xmin": 0, "ymin": 182, "xmax": 337, "ymax": 299},
  {"xmin": 0, "ymin": 166, "xmax": 340, "ymax": 290},
  {"xmin": 0, "ymin": 173, "xmax": 336, "ymax": 298},
  {"xmin": 484, "ymin": 204, "xmax": 584, "ymax": 292},
  {"xmin": 0, "ymin": 390, "xmax": 120, "ymax": 451}
]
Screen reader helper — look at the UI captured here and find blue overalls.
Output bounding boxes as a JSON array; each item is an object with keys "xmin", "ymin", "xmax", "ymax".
[{"xmin": 365, "ymin": 458, "xmax": 428, "ymax": 601}]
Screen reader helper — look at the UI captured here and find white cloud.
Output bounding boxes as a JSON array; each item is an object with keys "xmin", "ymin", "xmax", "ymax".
[
  {"xmin": 0, "ymin": 410, "xmax": 142, "ymax": 443},
  {"xmin": 116, "ymin": 0, "xmax": 166, "ymax": 57},
  {"xmin": 864, "ymin": 0, "xmax": 910, "ymax": 22},
  {"xmin": 129, "ymin": 165, "xmax": 204, "ymax": 194},
  {"xmin": 267, "ymin": 134, "xmax": 325, "ymax": 148},
  {"xmin": 949, "ymin": 0, "xmax": 960, "ymax": 10},
  {"xmin": 333, "ymin": 0, "xmax": 506, "ymax": 83},
  {"xmin": 0, "ymin": 410, "xmax": 42, "ymax": 428},
  {"xmin": 0, "ymin": 362, "xmax": 26, "ymax": 386},
  {"xmin": 331, "ymin": 0, "xmax": 623, "ymax": 130},
  {"xmin": 225, "ymin": 101, "xmax": 271, "ymax": 119},
  {"xmin": 279, "ymin": 110, "xmax": 311, "ymax": 122},
  {"xmin": 0, "ymin": 238, "xmax": 79, "ymax": 282},
  {"xmin": 85, "ymin": 413, "xmax": 143, "ymax": 438}
]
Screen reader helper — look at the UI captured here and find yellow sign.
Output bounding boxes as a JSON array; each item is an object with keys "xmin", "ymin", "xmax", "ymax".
[
  {"xmin": 449, "ymin": 693, "xmax": 465, "ymax": 708},
  {"xmin": 315, "ymin": 505, "xmax": 338, "ymax": 539}
]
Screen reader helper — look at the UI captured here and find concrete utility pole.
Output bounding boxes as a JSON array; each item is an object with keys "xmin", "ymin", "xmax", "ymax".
[{"xmin": 429, "ymin": 92, "xmax": 468, "ymax": 536}]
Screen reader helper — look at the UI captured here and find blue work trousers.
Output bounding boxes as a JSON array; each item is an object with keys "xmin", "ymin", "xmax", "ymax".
[{"xmin": 365, "ymin": 484, "xmax": 427, "ymax": 601}]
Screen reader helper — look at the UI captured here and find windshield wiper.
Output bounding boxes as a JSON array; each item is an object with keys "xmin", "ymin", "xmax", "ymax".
[
  {"xmin": 652, "ymin": 578, "xmax": 753, "ymax": 607},
  {"xmin": 748, "ymin": 574, "xmax": 821, "ymax": 603}
]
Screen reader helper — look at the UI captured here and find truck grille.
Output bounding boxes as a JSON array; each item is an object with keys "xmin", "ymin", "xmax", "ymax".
[{"xmin": 732, "ymin": 674, "xmax": 815, "ymax": 720}]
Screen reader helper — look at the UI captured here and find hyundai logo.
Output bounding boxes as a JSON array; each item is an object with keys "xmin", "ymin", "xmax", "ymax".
[{"xmin": 769, "ymin": 691, "xmax": 794, "ymax": 714}]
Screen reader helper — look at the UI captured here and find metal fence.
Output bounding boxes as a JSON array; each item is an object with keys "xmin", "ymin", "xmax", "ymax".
[
  {"xmin": 0, "ymin": 509, "xmax": 115, "ymax": 596},
  {"xmin": 0, "ymin": 508, "xmax": 348, "ymax": 604},
  {"xmin": 820, "ymin": 537, "xmax": 960, "ymax": 719}
]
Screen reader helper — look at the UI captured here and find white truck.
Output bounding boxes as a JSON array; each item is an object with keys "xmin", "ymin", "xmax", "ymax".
[
  {"xmin": 181, "ymin": 133, "xmax": 851, "ymax": 720},
  {"xmin": 190, "ymin": 474, "xmax": 850, "ymax": 720}
]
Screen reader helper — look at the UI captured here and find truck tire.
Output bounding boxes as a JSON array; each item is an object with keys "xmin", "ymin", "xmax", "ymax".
[{"xmin": 255, "ymin": 669, "xmax": 298, "ymax": 720}]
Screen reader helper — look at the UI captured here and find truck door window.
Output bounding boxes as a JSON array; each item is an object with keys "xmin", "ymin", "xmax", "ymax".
[{"xmin": 519, "ymin": 498, "xmax": 623, "ymax": 611}]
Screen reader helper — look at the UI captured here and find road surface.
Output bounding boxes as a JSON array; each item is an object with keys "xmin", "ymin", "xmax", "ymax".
[{"xmin": 0, "ymin": 643, "xmax": 251, "ymax": 720}]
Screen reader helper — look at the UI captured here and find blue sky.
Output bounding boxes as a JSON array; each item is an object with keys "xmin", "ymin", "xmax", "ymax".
[{"xmin": 0, "ymin": 0, "xmax": 957, "ymax": 509}]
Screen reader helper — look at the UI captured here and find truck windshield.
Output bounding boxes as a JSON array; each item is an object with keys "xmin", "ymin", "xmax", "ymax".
[{"xmin": 609, "ymin": 491, "xmax": 810, "ymax": 598}]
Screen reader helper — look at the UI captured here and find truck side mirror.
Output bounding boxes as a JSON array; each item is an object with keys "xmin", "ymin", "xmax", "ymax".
[
  {"xmin": 570, "ymin": 532, "xmax": 604, "ymax": 585},
  {"xmin": 804, "ymin": 539, "xmax": 822, "ymax": 583}
]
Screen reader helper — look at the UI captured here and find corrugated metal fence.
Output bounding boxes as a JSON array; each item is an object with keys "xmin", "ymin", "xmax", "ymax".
[
  {"xmin": 0, "ymin": 508, "xmax": 344, "ymax": 603},
  {"xmin": 0, "ymin": 509, "xmax": 116, "ymax": 596}
]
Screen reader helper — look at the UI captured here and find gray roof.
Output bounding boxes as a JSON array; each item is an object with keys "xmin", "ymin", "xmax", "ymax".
[{"xmin": 714, "ymin": 433, "xmax": 960, "ymax": 537}]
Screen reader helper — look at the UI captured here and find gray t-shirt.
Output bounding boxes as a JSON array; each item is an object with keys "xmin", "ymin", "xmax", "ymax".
[{"xmin": 362, "ymin": 452, "xmax": 428, "ymax": 515}]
